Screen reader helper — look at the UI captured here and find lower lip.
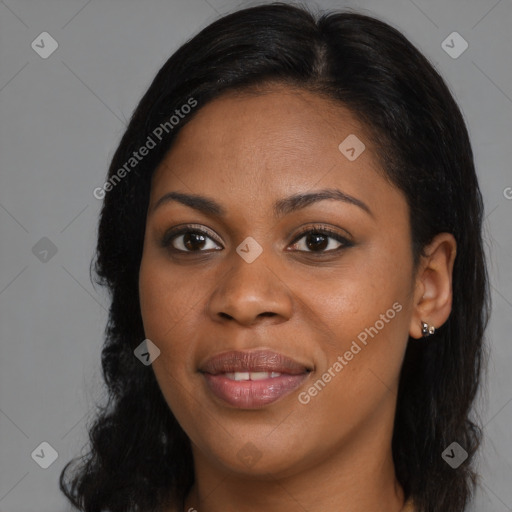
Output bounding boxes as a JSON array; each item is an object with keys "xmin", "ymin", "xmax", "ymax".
[{"xmin": 203, "ymin": 373, "xmax": 309, "ymax": 408}]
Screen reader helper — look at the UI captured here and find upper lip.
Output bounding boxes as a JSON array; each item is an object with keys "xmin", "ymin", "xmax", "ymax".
[{"xmin": 200, "ymin": 350, "xmax": 312, "ymax": 375}]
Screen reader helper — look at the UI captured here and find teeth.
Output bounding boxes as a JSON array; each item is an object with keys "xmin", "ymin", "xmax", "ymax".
[
  {"xmin": 224, "ymin": 371, "xmax": 282, "ymax": 381},
  {"xmin": 251, "ymin": 372, "xmax": 271, "ymax": 381}
]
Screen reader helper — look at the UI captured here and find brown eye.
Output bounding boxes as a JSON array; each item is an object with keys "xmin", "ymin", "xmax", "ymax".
[
  {"xmin": 161, "ymin": 226, "xmax": 222, "ymax": 253},
  {"xmin": 304, "ymin": 232, "xmax": 330, "ymax": 251},
  {"xmin": 180, "ymin": 232, "xmax": 208, "ymax": 251},
  {"xmin": 289, "ymin": 226, "xmax": 353, "ymax": 253}
]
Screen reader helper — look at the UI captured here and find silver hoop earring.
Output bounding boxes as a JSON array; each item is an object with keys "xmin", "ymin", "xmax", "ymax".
[{"xmin": 421, "ymin": 321, "xmax": 435, "ymax": 337}]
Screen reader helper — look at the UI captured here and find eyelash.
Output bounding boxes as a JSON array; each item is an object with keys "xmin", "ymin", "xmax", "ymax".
[
  {"xmin": 290, "ymin": 225, "xmax": 353, "ymax": 252},
  {"xmin": 160, "ymin": 223, "xmax": 353, "ymax": 255}
]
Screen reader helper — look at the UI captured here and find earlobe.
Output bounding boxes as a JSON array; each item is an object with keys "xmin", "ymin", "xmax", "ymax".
[{"xmin": 409, "ymin": 233, "xmax": 457, "ymax": 340}]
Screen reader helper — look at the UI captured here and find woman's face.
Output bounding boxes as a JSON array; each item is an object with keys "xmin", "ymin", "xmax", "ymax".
[{"xmin": 139, "ymin": 85, "xmax": 417, "ymax": 478}]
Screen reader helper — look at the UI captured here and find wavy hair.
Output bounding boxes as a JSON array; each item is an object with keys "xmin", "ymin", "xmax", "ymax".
[{"xmin": 60, "ymin": 3, "xmax": 490, "ymax": 511}]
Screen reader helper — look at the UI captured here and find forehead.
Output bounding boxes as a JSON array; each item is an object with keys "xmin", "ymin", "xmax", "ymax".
[
  {"xmin": 148, "ymin": 85, "xmax": 407, "ymax": 230},
  {"xmin": 174, "ymin": 86, "xmax": 364, "ymax": 147},
  {"xmin": 152, "ymin": 86, "xmax": 382, "ymax": 186}
]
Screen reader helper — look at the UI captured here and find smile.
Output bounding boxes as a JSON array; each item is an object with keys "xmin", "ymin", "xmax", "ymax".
[
  {"xmin": 224, "ymin": 371, "xmax": 282, "ymax": 380},
  {"xmin": 199, "ymin": 349, "xmax": 312, "ymax": 409}
]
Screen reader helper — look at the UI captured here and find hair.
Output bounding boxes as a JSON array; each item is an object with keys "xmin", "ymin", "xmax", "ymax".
[{"xmin": 60, "ymin": 3, "xmax": 490, "ymax": 511}]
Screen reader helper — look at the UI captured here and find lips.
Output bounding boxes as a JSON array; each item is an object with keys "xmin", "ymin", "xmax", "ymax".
[
  {"xmin": 200, "ymin": 350, "xmax": 312, "ymax": 409},
  {"xmin": 200, "ymin": 350, "xmax": 311, "ymax": 375}
]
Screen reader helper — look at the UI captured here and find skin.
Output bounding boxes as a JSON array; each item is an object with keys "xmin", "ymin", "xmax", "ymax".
[{"xmin": 138, "ymin": 84, "xmax": 456, "ymax": 512}]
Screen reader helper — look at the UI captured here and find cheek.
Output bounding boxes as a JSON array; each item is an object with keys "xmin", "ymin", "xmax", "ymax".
[
  {"xmin": 303, "ymin": 256, "xmax": 410, "ymax": 336},
  {"xmin": 138, "ymin": 268, "xmax": 198, "ymax": 404},
  {"xmin": 138, "ymin": 255, "xmax": 200, "ymax": 415},
  {"xmin": 139, "ymin": 250, "xmax": 201, "ymax": 340},
  {"xmin": 300, "ymin": 293, "xmax": 409, "ymax": 436},
  {"xmin": 303, "ymin": 247, "xmax": 413, "ymax": 385}
]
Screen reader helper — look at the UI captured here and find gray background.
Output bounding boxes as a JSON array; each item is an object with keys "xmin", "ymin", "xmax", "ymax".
[{"xmin": 0, "ymin": 0, "xmax": 511, "ymax": 510}]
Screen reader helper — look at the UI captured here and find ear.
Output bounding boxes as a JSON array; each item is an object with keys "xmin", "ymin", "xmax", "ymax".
[{"xmin": 409, "ymin": 233, "xmax": 457, "ymax": 339}]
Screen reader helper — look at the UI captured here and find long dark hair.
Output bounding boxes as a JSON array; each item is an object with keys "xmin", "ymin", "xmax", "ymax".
[{"xmin": 60, "ymin": 3, "xmax": 490, "ymax": 511}]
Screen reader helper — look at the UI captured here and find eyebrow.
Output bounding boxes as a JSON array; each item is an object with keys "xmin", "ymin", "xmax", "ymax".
[{"xmin": 151, "ymin": 188, "xmax": 373, "ymax": 218}]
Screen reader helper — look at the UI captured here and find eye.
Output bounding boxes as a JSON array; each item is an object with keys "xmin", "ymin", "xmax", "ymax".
[
  {"xmin": 161, "ymin": 223, "xmax": 353, "ymax": 255},
  {"xmin": 161, "ymin": 224, "xmax": 222, "ymax": 253},
  {"xmin": 289, "ymin": 224, "xmax": 353, "ymax": 253}
]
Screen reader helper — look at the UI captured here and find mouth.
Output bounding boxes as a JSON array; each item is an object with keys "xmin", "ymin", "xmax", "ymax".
[{"xmin": 199, "ymin": 350, "xmax": 312, "ymax": 409}]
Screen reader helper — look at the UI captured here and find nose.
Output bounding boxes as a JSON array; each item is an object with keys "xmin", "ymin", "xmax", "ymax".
[{"xmin": 206, "ymin": 246, "xmax": 294, "ymax": 327}]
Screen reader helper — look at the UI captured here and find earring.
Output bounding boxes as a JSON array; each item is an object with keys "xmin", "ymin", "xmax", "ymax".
[{"xmin": 421, "ymin": 321, "xmax": 436, "ymax": 337}]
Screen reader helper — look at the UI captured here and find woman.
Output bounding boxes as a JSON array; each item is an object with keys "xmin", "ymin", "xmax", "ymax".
[{"xmin": 60, "ymin": 3, "xmax": 489, "ymax": 511}]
